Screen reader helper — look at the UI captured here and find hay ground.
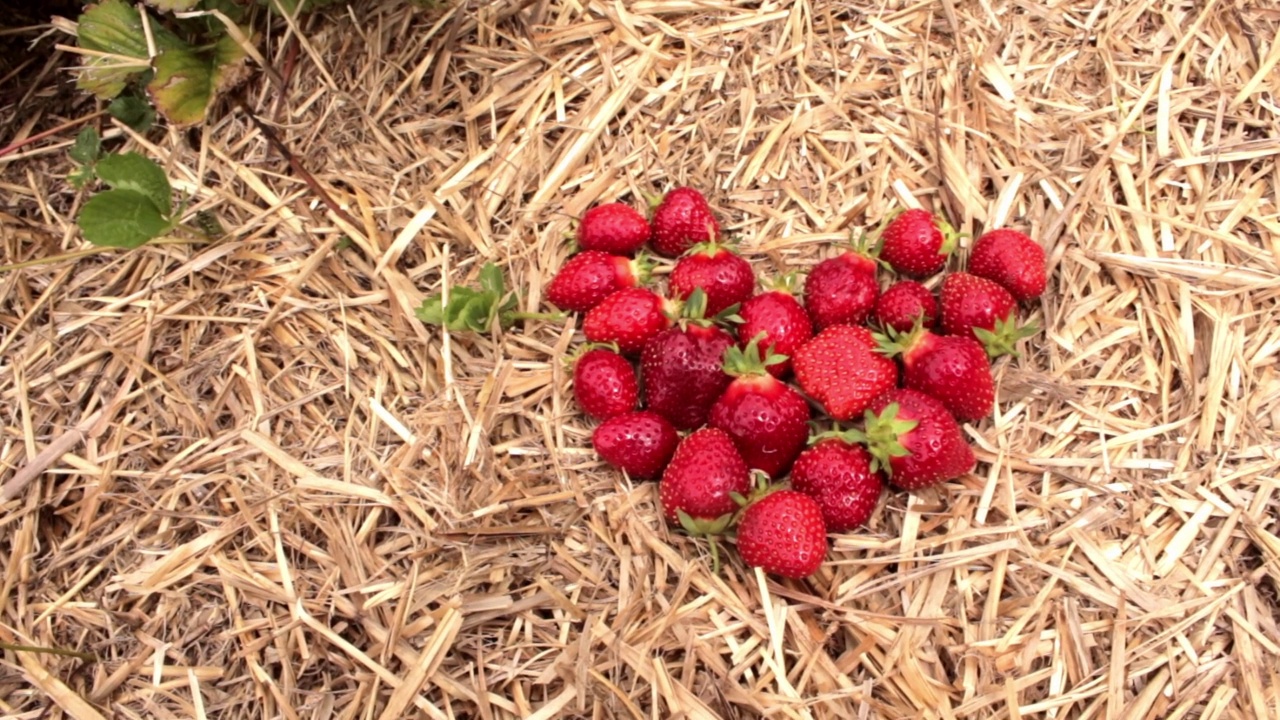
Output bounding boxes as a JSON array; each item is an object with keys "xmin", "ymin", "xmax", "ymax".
[{"xmin": 3, "ymin": 0, "xmax": 1280, "ymax": 718}]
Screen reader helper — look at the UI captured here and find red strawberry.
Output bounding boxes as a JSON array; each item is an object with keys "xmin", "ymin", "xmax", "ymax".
[
  {"xmin": 592, "ymin": 410, "xmax": 680, "ymax": 479},
  {"xmin": 736, "ymin": 275, "xmax": 812, "ymax": 379},
  {"xmin": 875, "ymin": 322, "xmax": 994, "ymax": 422},
  {"xmin": 547, "ymin": 251, "xmax": 649, "ymax": 313},
  {"xmin": 650, "ymin": 187, "xmax": 720, "ymax": 258},
  {"xmin": 708, "ymin": 336, "xmax": 811, "ymax": 479},
  {"xmin": 583, "ymin": 288, "xmax": 673, "ymax": 356},
  {"xmin": 968, "ymin": 228, "xmax": 1047, "ymax": 301},
  {"xmin": 572, "ymin": 346, "xmax": 638, "ymax": 420},
  {"xmin": 789, "ymin": 436, "xmax": 884, "ymax": 533},
  {"xmin": 793, "ymin": 325, "xmax": 898, "ymax": 421},
  {"xmin": 873, "ymin": 280, "xmax": 938, "ymax": 334},
  {"xmin": 939, "ymin": 272, "xmax": 1037, "ymax": 358},
  {"xmin": 803, "ymin": 250, "xmax": 879, "ymax": 330},
  {"xmin": 735, "ymin": 489, "xmax": 828, "ymax": 579},
  {"xmin": 577, "ymin": 202, "xmax": 651, "ymax": 255},
  {"xmin": 669, "ymin": 242, "xmax": 754, "ymax": 316},
  {"xmin": 640, "ymin": 290, "xmax": 735, "ymax": 430},
  {"xmin": 876, "ymin": 208, "xmax": 957, "ymax": 278},
  {"xmin": 660, "ymin": 428, "xmax": 751, "ymax": 533},
  {"xmin": 856, "ymin": 388, "xmax": 975, "ymax": 491}
]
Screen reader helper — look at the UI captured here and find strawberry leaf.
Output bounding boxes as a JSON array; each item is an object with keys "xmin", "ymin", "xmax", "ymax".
[
  {"xmin": 78, "ymin": 189, "xmax": 172, "ymax": 248},
  {"xmin": 68, "ymin": 127, "xmax": 102, "ymax": 166},
  {"xmin": 416, "ymin": 263, "xmax": 522, "ymax": 333},
  {"xmin": 73, "ymin": 0, "xmax": 152, "ymax": 99},
  {"xmin": 95, "ymin": 152, "xmax": 172, "ymax": 216}
]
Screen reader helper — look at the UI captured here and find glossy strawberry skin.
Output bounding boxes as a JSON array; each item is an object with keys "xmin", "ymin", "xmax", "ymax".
[
  {"xmin": 900, "ymin": 331, "xmax": 995, "ymax": 422},
  {"xmin": 669, "ymin": 245, "xmax": 754, "ymax": 316},
  {"xmin": 640, "ymin": 324, "xmax": 735, "ymax": 430},
  {"xmin": 874, "ymin": 281, "xmax": 938, "ymax": 334},
  {"xmin": 709, "ymin": 375, "xmax": 811, "ymax": 479},
  {"xmin": 735, "ymin": 490, "xmax": 828, "ymax": 579},
  {"xmin": 878, "ymin": 208, "xmax": 950, "ymax": 278},
  {"xmin": 659, "ymin": 428, "xmax": 751, "ymax": 524},
  {"xmin": 573, "ymin": 348, "xmax": 639, "ymax": 420},
  {"xmin": 650, "ymin": 187, "xmax": 720, "ymax": 257},
  {"xmin": 583, "ymin": 288, "xmax": 672, "ymax": 356},
  {"xmin": 591, "ymin": 410, "xmax": 680, "ymax": 479},
  {"xmin": 737, "ymin": 290, "xmax": 812, "ymax": 379},
  {"xmin": 940, "ymin": 272, "xmax": 1018, "ymax": 341},
  {"xmin": 547, "ymin": 251, "xmax": 640, "ymax": 313},
  {"xmin": 789, "ymin": 439, "xmax": 884, "ymax": 533},
  {"xmin": 804, "ymin": 252, "xmax": 879, "ymax": 330},
  {"xmin": 968, "ymin": 228, "xmax": 1047, "ymax": 301},
  {"xmin": 793, "ymin": 325, "xmax": 898, "ymax": 421},
  {"xmin": 577, "ymin": 203, "xmax": 651, "ymax": 255},
  {"xmin": 866, "ymin": 388, "xmax": 975, "ymax": 491}
]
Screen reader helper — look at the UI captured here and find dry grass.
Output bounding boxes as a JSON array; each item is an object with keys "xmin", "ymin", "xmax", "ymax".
[{"xmin": 3, "ymin": 0, "xmax": 1280, "ymax": 718}]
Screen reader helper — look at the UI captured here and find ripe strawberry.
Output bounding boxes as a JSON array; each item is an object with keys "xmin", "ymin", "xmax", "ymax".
[
  {"xmin": 660, "ymin": 428, "xmax": 751, "ymax": 533},
  {"xmin": 583, "ymin": 288, "xmax": 673, "ymax": 356},
  {"xmin": 939, "ymin": 272, "xmax": 1037, "ymax": 358},
  {"xmin": 875, "ymin": 322, "xmax": 994, "ymax": 422},
  {"xmin": 708, "ymin": 336, "xmax": 811, "ymax": 479},
  {"xmin": 803, "ymin": 249, "xmax": 879, "ymax": 330},
  {"xmin": 591, "ymin": 410, "xmax": 680, "ymax": 479},
  {"xmin": 968, "ymin": 228, "xmax": 1047, "ymax": 301},
  {"xmin": 792, "ymin": 324, "xmax": 898, "ymax": 421},
  {"xmin": 650, "ymin": 187, "xmax": 720, "ymax": 257},
  {"xmin": 856, "ymin": 388, "xmax": 975, "ymax": 491},
  {"xmin": 736, "ymin": 275, "xmax": 812, "ymax": 379},
  {"xmin": 572, "ymin": 346, "xmax": 638, "ymax": 420},
  {"xmin": 873, "ymin": 280, "xmax": 938, "ymax": 334},
  {"xmin": 789, "ymin": 436, "xmax": 884, "ymax": 533},
  {"xmin": 577, "ymin": 202, "xmax": 651, "ymax": 255},
  {"xmin": 640, "ymin": 290, "xmax": 735, "ymax": 430},
  {"xmin": 547, "ymin": 250, "xmax": 650, "ymax": 313},
  {"xmin": 669, "ymin": 242, "xmax": 754, "ymax": 316},
  {"xmin": 735, "ymin": 489, "xmax": 828, "ymax": 579},
  {"xmin": 876, "ymin": 208, "xmax": 957, "ymax": 278}
]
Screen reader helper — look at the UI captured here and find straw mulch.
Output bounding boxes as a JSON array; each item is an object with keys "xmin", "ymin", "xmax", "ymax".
[{"xmin": 3, "ymin": 0, "xmax": 1279, "ymax": 718}]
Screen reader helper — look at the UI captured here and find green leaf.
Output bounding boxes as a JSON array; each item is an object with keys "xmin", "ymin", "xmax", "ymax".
[
  {"xmin": 95, "ymin": 152, "xmax": 171, "ymax": 216},
  {"xmin": 144, "ymin": 0, "xmax": 201, "ymax": 10},
  {"xmin": 78, "ymin": 189, "xmax": 172, "ymax": 248},
  {"xmin": 108, "ymin": 94, "xmax": 156, "ymax": 132},
  {"xmin": 68, "ymin": 165, "xmax": 98, "ymax": 190},
  {"xmin": 74, "ymin": 0, "xmax": 152, "ymax": 98},
  {"xmin": 147, "ymin": 33, "xmax": 249, "ymax": 127},
  {"xmin": 478, "ymin": 262, "xmax": 506, "ymax": 296},
  {"xmin": 69, "ymin": 127, "xmax": 102, "ymax": 165}
]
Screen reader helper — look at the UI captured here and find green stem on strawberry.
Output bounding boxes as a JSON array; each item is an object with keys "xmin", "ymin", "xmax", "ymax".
[
  {"xmin": 973, "ymin": 313, "xmax": 1040, "ymax": 359},
  {"xmin": 841, "ymin": 404, "xmax": 917, "ymax": 475}
]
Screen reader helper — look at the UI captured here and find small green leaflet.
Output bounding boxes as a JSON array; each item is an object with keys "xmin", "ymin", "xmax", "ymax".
[
  {"xmin": 74, "ymin": 0, "xmax": 151, "ymax": 98},
  {"xmin": 69, "ymin": 127, "xmax": 102, "ymax": 165},
  {"xmin": 78, "ymin": 190, "xmax": 172, "ymax": 248},
  {"xmin": 148, "ymin": 32, "xmax": 249, "ymax": 127},
  {"xmin": 416, "ymin": 263, "xmax": 519, "ymax": 332},
  {"xmin": 95, "ymin": 152, "xmax": 172, "ymax": 216},
  {"xmin": 108, "ymin": 95, "xmax": 155, "ymax": 132}
]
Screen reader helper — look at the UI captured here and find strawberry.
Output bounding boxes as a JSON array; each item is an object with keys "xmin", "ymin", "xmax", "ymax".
[
  {"xmin": 592, "ymin": 410, "xmax": 680, "ymax": 479},
  {"xmin": 669, "ymin": 241, "xmax": 754, "ymax": 316},
  {"xmin": 649, "ymin": 187, "xmax": 721, "ymax": 257},
  {"xmin": 572, "ymin": 346, "xmax": 639, "ymax": 420},
  {"xmin": 734, "ymin": 489, "xmax": 828, "ymax": 579},
  {"xmin": 875, "ymin": 321, "xmax": 995, "ymax": 422},
  {"xmin": 792, "ymin": 324, "xmax": 898, "ymax": 421},
  {"xmin": 736, "ymin": 274, "xmax": 813, "ymax": 379},
  {"xmin": 968, "ymin": 228, "xmax": 1047, "ymax": 301},
  {"xmin": 546, "ymin": 251, "xmax": 650, "ymax": 313},
  {"xmin": 873, "ymin": 280, "xmax": 938, "ymax": 334},
  {"xmin": 855, "ymin": 388, "xmax": 975, "ymax": 491},
  {"xmin": 803, "ymin": 249, "xmax": 879, "ymax": 330},
  {"xmin": 708, "ymin": 336, "xmax": 811, "ymax": 479},
  {"xmin": 876, "ymin": 208, "xmax": 957, "ymax": 278},
  {"xmin": 577, "ymin": 202, "xmax": 651, "ymax": 255},
  {"xmin": 583, "ymin": 287, "xmax": 673, "ymax": 356},
  {"xmin": 939, "ymin": 272, "xmax": 1037, "ymax": 359},
  {"xmin": 660, "ymin": 428, "xmax": 751, "ymax": 533},
  {"xmin": 640, "ymin": 290, "xmax": 735, "ymax": 430},
  {"xmin": 789, "ymin": 435, "xmax": 884, "ymax": 533}
]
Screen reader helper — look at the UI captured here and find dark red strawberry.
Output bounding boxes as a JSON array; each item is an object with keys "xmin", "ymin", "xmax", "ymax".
[
  {"xmin": 876, "ymin": 208, "xmax": 957, "ymax": 278},
  {"xmin": 875, "ymin": 321, "xmax": 994, "ymax": 422},
  {"xmin": 803, "ymin": 249, "xmax": 879, "ymax": 330},
  {"xmin": 669, "ymin": 242, "xmax": 754, "ymax": 316},
  {"xmin": 546, "ymin": 251, "xmax": 650, "ymax": 313},
  {"xmin": 708, "ymin": 336, "xmax": 811, "ymax": 479},
  {"xmin": 968, "ymin": 228, "xmax": 1047, "ymax": 301},
  {"xmin": 572, "ymin": 346, "xmax": 638, "ymax": 420},
  {"xmin": 789, "ymin": 436, "xmax": 884, "ymax": 533},
  {"xmin": 640, "ymin": 290, "xmax": 735, "ymax": 430},
  {"xmin": 660, "ymin": 427, "xmax": 751, "ymax": 534},
  {"xmin": 592, "ymin": 410, "xmax": 680, "ymax": 479},
  {"xmin": 793, "ymin": 324, "xmax": 898, "ymax": 421},
  {"xmin": 940, "ymin": 272, "xmax": 1037, "ymax": 358},
  {"xmin": 856, "ymin": 388, "xmax": 975, "ymax": 491},
  {"xmin": 583, "ymin": 288, "xmax": 673, "ymax": 356},
  {"xmin": 736, "ymin": 275, "xmax": 812, "ymax": 379},
  {"xmin": 577, "ymin": 202, "xmax": 651, "ymax": 255},
  {"xmin": 735, "ymin": 489, "xmax": 828, "ymax": 579},
  {"xmin": 650, "ymin": 187, "xmax": 720, "ymax": 257},
  {"xmin": 873, "ymin": 280, "xmax": 938, "ymax": 334}
]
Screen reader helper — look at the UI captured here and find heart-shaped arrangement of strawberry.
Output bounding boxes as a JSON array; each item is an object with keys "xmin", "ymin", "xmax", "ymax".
[{"xmin": 548, "ymin": 188, "xmax": 1047, "ymax": 580}]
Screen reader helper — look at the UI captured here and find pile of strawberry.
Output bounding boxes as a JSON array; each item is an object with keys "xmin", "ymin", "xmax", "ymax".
[{"xmin": 547, "ymin": 188, "xmax": 1046, "ymax": 580}]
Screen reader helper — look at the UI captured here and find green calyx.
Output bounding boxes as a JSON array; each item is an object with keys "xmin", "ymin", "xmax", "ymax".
[
  {"xmin": 676, "ymin": 509, "xmax": 732, "ymax": 574},
  {"xmin": 973, "ymin": 311, "xmax": 1039, "ymax": 359},
  {"xmin": 937, "ymin": 218, "xmax": 965, "ymax": 258},
  {"xmin": 871, "ymin": 315, "xmax": 927, "ymax": 360},
  {"xmin": 856, "ymin": 403, "xmax": 918, "ymax": 476},
  {"xmin": 723, "ymin": 332, "xmax": 787, "ymax": 377},
  {"xmin": 563, "ymin": 341, "xmax": 622, "ymax": 368},
  {"xmin": 670, "ymin": 287, "xmax": 743, "ymax": 329},
  {"xmin": 629, "ymin": 252, "xmax": 656, "ymax": 286},
  {"xmin": 761, "ymin": 271, "xmax": 802, "ymax": 296}
]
